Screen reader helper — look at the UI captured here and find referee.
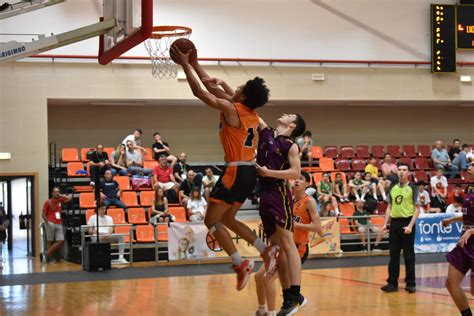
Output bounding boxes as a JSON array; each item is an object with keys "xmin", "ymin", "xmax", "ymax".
[{"xmin": 381, "ymin": 163, "xmax": 420, "ymax": 293}]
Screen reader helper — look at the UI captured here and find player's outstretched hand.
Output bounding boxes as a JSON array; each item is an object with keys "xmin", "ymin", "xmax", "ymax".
[
  {"xmin": 255, "ymin": 163, "xmax": 269, "ymax": 177},
  {"xmin": 170, "ymin": 46, "xmax": 191, "ymax": 65},
  {"xmin": 403, "ymin": 226, "xmax": 412, "ymax": 234},
  {"xmin": 458, "ymin": 229, "xmax": 473, "ymax": 248}
]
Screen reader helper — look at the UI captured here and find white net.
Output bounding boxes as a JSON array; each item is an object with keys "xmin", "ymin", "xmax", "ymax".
[{"xmin": 144, "ymin": 26, "xmax": 192, "ymax": 79}]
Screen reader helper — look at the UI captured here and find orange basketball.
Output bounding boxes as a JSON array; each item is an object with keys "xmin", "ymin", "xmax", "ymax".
[{"xmin": 170, "ymin": 38, "xmax": 196, "ymax": 64}]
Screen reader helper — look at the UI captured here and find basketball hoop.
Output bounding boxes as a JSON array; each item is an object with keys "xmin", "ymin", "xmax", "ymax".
[{"xmin": 144, "ymin": 26, "xmax": 192, "ymax": 79}]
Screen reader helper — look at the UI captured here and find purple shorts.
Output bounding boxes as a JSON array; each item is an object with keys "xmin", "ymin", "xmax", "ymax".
[
  {"xmin": 259, "ymin": 184, "xmax": 294, "ymax": 238},
  {"xmin": 446, "ymin": 242, "xmax": 474, "ymax": 275}
]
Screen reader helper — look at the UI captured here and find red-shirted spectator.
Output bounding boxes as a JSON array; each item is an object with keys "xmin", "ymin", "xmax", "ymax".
[
  {"xmin": 153, "ymin": 155, "xmax": 179, "ymax": 195},
  {"xmin": 41, "ymin": 187, "xmax": 72, "ymax": 263},
  {"xmin": 447, "ymin": 184, "xmax": 465, "ymax": 205}
]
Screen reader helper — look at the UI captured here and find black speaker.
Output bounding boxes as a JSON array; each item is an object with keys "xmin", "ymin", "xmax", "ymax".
[
  {"xmin": 460, "ymin": 0, "xmax": 474, "ymax": 4},
  {"xmin": 83, "ymin": 242, "xmax": 111, "ymax": 271}
]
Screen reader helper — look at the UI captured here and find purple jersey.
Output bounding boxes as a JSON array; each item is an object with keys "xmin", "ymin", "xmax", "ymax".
[
  {"xmin": 256, "ymin": 127, "xmax": 295, "ymax": 191},
  {"xmin": 462, "ymin": 191, "xmax": 474, "ymax": 227}
]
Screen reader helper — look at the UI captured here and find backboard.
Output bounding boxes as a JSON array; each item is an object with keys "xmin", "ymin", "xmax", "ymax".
[{"xmin": 98, "ymin": 0, "xmax": 152, "ymax": 65}]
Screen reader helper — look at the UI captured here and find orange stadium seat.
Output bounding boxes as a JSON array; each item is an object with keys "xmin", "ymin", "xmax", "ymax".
[
  {"xmin": 169, "ymin": 207, "xmax": 187, "ymax": 222},
  {"xmin": 417, "ymin": 145, "xmax": 432, "ymax": 157},
  {"xmin": 338, "ymin": 218, "xmax": 355, "ymax": 234},
  {"xmin": 339, "ymin": 146, "xmax": 354, "ymax": 158},
  {"xmin": 128, "ymin": 207, "xmax": 147, "ymax": 224},
  {"xmin": 144, "ymin": 160, "xmax": 158, "ymax": 170},
  {"xmin": 80, "ymin": 192, "xmax": 96, "ymax": 209},
  {"xmin": 311, "ymin": 146, "xmax": 323, "ymax": 159},
  {"xmin": 140, "ymin": 190, "xmax": 155, "ymax": 207},
  {"xmin": 355, "ymin": 146, "xmax": 370, "ymax": 159},
  {"xmin": 103, "ymin": 147, "xmax": 115, "ymax": 158},
  {"xmin": 323, "ymin": 146, "xmax": 338, "ymax": 159},
  {"xmin": 85, "ymin": 209, "xmax": 95, "ymax": 224},
  {"xmin": 387, "ymin": 145, "xmax": 401, "ymax": 158},
  {"xmin": 81, "ymin": 147, "xmax": 94, "ymax": 162},
  {"xmin": 370, "ymin": 216, "xmax": 385, "ymax": 228},
  {"xmin": 313, "ymin": 172, "xmax": 323, "ymax": 184},
  {"xmin": 115, "ymin": 225, "xmax": 134, "ymax": 243},
  {"xmin": 62, "ymin": 148, "xmax": 80, "ymax": 162},
  {"xmin": 143, "ymin": 147, "xmax": 154, "ymax": 161},
  {"xmin": 319, "ymin": 157, "xmax": 335, "ymax": 172},
  {"xmin": 339, "ymin": 202, "xmax": 355, "ymax": 217},
  {"xmin": 157, "ymin": 224, "xmax": 168, "ymax": 242},
  {"xmin": 402, "ymin": 145, "xmax": 417, "ymax": 157},
  {"xmin": 114, "ymin": 176, "xmax": 131, "ymax": 191},
  {"xmin": 136, "ymin": 225, "xmax": 156, "ymax": 243},
  {"xmin": 121, "ymin": 191, "xmax": 139, "ymax": 207},
  {"xmin": 371, "ymin": 145, "xmax": 385, "ymax": 158},
  {"xmin": 107, "ymin": 208, "xmax": 126, "ymax": 224},
  {"xmin": 67, "ymin": 162, "xmax": 87, "ymax": 177}
]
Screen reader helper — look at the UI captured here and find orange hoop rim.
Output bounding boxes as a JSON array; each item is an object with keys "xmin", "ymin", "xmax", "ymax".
[{"xmin": 149, "ymin": 26, "xmax": 192, "ymax": 40}]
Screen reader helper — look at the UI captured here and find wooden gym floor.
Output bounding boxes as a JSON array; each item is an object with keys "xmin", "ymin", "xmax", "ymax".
[{"xmin": 0, "ymin": 253, "xmax": 471, "ymax": 315}]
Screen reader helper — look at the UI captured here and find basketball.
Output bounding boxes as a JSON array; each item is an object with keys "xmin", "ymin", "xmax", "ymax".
[{"xmin": 170, "ymin": 38, "xmax": 196, "ymax": 64}]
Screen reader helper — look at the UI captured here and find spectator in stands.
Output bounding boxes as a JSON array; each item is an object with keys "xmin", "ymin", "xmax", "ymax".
[
  {"xmin": 332, "ymin": 172, "xmax": 349, "ymax": 203},
  {"xmin": 452, "ymin": 144, "xmax": 471, "ymax": 171},
  {"xmin": 88, "ymin": 144, "xmax": 112, "ymax": 184},
  {"xmin": 41, "ymin": 187, "xmax": 72, "ymax": 263},
  {"xmin": 122, "ymin": 129, "xmax": 145, "ymax": 152},
  {"xmin": 381, "ymin": 153, "xmax": 399, "ymax": 189},
  {"xmin": 152, "ymin": 132, "xmax": 178, "ymax": 168},
  {"xmin": 153, "ymin": 155, "xmax": 179, "ymax": 200},
  {"xmin": 316, "ymin": 173, "xmax": 340, "ymax": 214},
  {"xmin": 365, "ymin": 156, "xmax": 388, "ymax": 201},
  {"xmin": 432, "ymin": 140, "xmax": 459, "ymax": 179},
  {"xmin": 111, "ymin": 144, "xmax": 128, "ymax": 176},
  {"xmin": 0, "ymin": 202, "xmax": 9, "ymax": 268},
  {"xmin": 416, "ymin": 181, "xmax": 431, "ymax": 214},
  {"xmin": 150, "ymin": 187, "xmax": 174, "ymax": 224},
  {"xmin": 99, "ymin": 170, "xmax": 126, "ymax": 209},
  {"xmin": 188, "ymin": 187, "xmax": 208, "ymax": 222},
  {"xmin": 173, "ymin": 152, "xmax": 190, "ymax": 183},
  {"xmin": 446, "ymin": 196, "xmax": 464, "ymax": 214},
  {"xmin": 353, "ymin": 200, "xmax": 383, "ymax": 251},
  {"xmin": 202, "ymin": 167, "xmax": 219, "ymax": 201},
  {"xmin": 180, "ymin": 170, "xmax": 203, "ymax": 208},
  {"xmin": 349, "ymin": 172, "xmax": 370, "ymax": 201},
  {"xmin": 319, "ymin": 201, "xmax": 337, "ymax": 217},
  {"xmin": 449, "ymin": 139, "xmax": 461, "ymax": 160},
  {"xmin": 125, "ymin": 140, "xmax": 152, "ymax": 175},
  {"xmin": 430, "ymin": 167, "xmax": 448, "ymax": 212},
  {"xmin": 296, "ymin": 131, "xmax": 314, "ymax": 167},
  {"xmin": 88, "ymin": 203, "xmax": 128, "ymax": 264},
  {"xmin": 447, "ymin": 183, "xmax": 465, "ymax": 205}
]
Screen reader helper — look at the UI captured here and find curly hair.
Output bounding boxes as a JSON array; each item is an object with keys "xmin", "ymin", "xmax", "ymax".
[{"xmin": 242, "ymin": 77, "xmax": 270, "ymax": 109}]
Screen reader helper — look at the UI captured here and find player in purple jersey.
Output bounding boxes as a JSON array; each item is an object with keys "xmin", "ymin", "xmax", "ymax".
[
  {"xmin": 442, "ymin": 164, "xmax": 474, "ymax": 316},
  {"xmin": 255, "ymin": 113, "xmax": 306, "ymax": 316}
]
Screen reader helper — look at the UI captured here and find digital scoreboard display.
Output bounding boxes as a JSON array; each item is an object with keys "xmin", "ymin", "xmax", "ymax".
[
  {"xmin": 431, "ymin": 4, "xmax": 456, "ymax": 73},
  {"xmin": 457, "ymin": 5, "xmax": 474, "ymax": 49}
]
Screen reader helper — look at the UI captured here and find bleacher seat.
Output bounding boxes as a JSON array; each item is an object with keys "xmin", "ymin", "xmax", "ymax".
[
  {"xmin": 387, "ymin": 145, "xmax": 401, "ymax": 158},
  {"xmin": 115, "ymin": 225, "xmax": 134, "ymax": 243},
  {"xmin": 414, "ymin": 157, "xmax": 431, "ymax": 170},
  {"xmin": 402, "ymin": 145, "xmax": 417, "ymax": 157},
  {"xmin": 61, "ymin": 148, "xmax": 80, "ymax": 162},
  {"xmin": 313, "ymin": 172, "xmax": 323, "ymax": 184},
  {"xmin": 103, "ymin": 147, "xmax": 115, "ymax": 159},
  {"xmin": 461, "ymin": 171, "xmax": 471, "ymax": 183},
  {"xmin": 323, "ymin": 146, "xmax": 338, "ymax": 159},
  {"xmin": 128, "ymin": 207, "xmax": 147, "ymax": 224},
  {"xmin": 73, "ymin": 185, "xmax": 93, "ymax": 192},
  {"xmin": 144, "ymin": 160, "xmax": 158, "ymax": 170},
  {"xmin": 80, "ymin": 192, "xmax": 96, "ymax": 209},
  {"xmin": 319, "ymin": 157, "xmax": 335, "ymax": 171},
  {"xmin": 157, "ymin": 224, "xmax": 168, "ymax": 242},
  {"xmin": 67, "ymin": 162, "xmax": 87, "ymax": 177},
  {"xmin": 81, "ymin": 148, "xmax": 94, "ymax": 162},
  {"xmin": 339, "ymin": 202, "xmax": 355, "ymax": 217},
  {"xmin": 144, "ymin": 148, "xmax": 154, "ymax": 161},
  {"xmin": 114, "ymin": 176, "xmax": 131, "ymax": 191},
  {"xmin": 417, "ymin": 145, "xmax": 431, "ymax": 157},
  {"xmin": 121, "ymin": 191, "xmax": 139, "ymax": 207},
  {"xmin": 376, "ymin": 202, "xmax": 388, "ymax": 215},
  {"xmin": 136, "ymin": 225, "xmax": 156, "ymax": 243},
  {"xmin": 370, "ymin": 216, "xmax": 385, "ymax": 228},
  {"xmin": 398, "ymin": 157, "xmax": 414, "ymax": 170},
  {"xmin": 169, "ymin": 207, "xmax": 187, "ymax": 222},
  {"xmin": 346, "ymin": 172, "xmax": 355, "ymax": 181},
  {"xmin": 355, "ymin": 146, "xmax": 370, "ymax": 158},
  {"xmin": 85, "ymin": 209, "xmax": 95, "ymax": 223},
  {"xmin": 339, "ymin": 146, "xmax": 354, "ymax": 158},
  {"xmin": 351, "ymin": 159, "xmax": 366, "ymax": 171},
  {"xmin": 107, "ymin": 208, "xmax": 126, "ymax": 224},
  {"xmin": 413, "ymin": 170, "xmax": 428, "ymax": 183},
  {"xmin": 338, "ymin": 218, "xmax": 355, "ymax": 234},
  {"xmin": 140, "ymin": 190, "xmax": 155, "ymax": 207},
  {"xmin": 371, "ymin": 145, "xmax": 385, "ymax": 158},
  {"xmin": 335, "ymin": 159, "xmax": 351, "ymax": 171},
  {"xmin": 311, "ymin": 146, "xmax": 323, "ymax": 159}
]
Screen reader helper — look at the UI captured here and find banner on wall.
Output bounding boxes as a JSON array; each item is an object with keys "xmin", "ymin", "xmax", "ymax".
[
  {"xmin": 168, "ymin": 218, "xmax": 340, "ymax": 262},
  {"xmin": 415, "ymin": 213, "xmax": 463, "ymax": 253}
]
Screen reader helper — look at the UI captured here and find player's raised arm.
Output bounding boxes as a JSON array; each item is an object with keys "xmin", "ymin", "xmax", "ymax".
[{"xmin": 171, "ymin": 47, "xmax": 235, "ymax": 115}]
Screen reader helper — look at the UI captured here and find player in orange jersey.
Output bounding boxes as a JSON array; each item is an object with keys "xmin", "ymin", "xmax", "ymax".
[
  {"xmin": 253, "ymin": 171, "xmax": 324, "ymax": 316},
  {"xmin": 171, "ymin": 46, "xmax": 278, "ymax": 291}
]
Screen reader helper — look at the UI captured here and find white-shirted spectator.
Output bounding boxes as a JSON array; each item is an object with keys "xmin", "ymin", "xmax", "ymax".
[
  {"xmin": 122, "ymin": 129, "xmax": 145, "ymax": 151},
  {"xmin": 187, "ymin": 187, "xmax": 207, "ymax": 222},
  {"xmin": 445, "ymin": 196, "xmax": 464, "ymax": 214},
  {"xmin": 416, "ymin": 181, "xmax": 431, "ymax": 214},
  {"xmin": 202, "ymin": 167, "xmax": 219, "ymax": 201},
  {"xmin": 430, "ymin": 167, "xmax": 448, "ymax": 212}
]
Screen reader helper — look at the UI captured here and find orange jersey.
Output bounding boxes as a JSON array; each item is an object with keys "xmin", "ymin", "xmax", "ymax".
[
  {"xmin": 293, "ymin": 195, "xmax": 312, "ymax": 246},
  {"xmin": 219, "ymin": 103, "xmax": 259, "ymax": 163}
]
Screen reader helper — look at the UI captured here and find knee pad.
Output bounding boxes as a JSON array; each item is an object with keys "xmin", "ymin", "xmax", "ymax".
[{"xmin": 208, "ymin": 222, "xmax": 224, "ymax": 234}]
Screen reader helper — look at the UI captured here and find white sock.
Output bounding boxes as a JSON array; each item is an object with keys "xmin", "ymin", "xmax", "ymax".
[
  {"xmin": 373, "ymin": 193, "xmax": 378, "ymax": 199},
  {"xmin": 355, "ymin": 193, "xmax": 361, "ymax": 200},
  {"xmin": 267, "ymin": 311, "xmax": 276, "ymax": 316},
  {"xmin": 230, "ymin": 252, "xmax": 243, "ymax": 266},
  {"xmin": 361, "ymin": 194, "xmax": 366, "ymax": 200},
  {"xmin": 382, "ymin": 192, "xmax": 387, "ymax": 200},
  {"xmin": 253, "ymin": 238, "xmax": 266, "ymax": 254},
  {"xmin": 258, "ymin": 305, "xmax": 266, "ymax": 314}
]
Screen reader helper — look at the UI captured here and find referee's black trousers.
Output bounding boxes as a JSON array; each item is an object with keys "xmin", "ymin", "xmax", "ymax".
[{"xmin": 387, "ymin": 217, "xmax": 416, "ymax": 287}]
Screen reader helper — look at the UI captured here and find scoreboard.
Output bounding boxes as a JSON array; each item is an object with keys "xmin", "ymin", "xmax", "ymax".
[
  {"xmin": 457, "ymin": 5, "xmax": 474, "ymax": 49},
  {"xmin": 431, "ymin": 4, "xmax": 456, "ymax": 73}
]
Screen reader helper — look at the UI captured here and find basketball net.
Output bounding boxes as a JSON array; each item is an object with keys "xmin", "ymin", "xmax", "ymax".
[{"xmin": 144, "ymin": 26, "xmax": 192, "ymax": 79}]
